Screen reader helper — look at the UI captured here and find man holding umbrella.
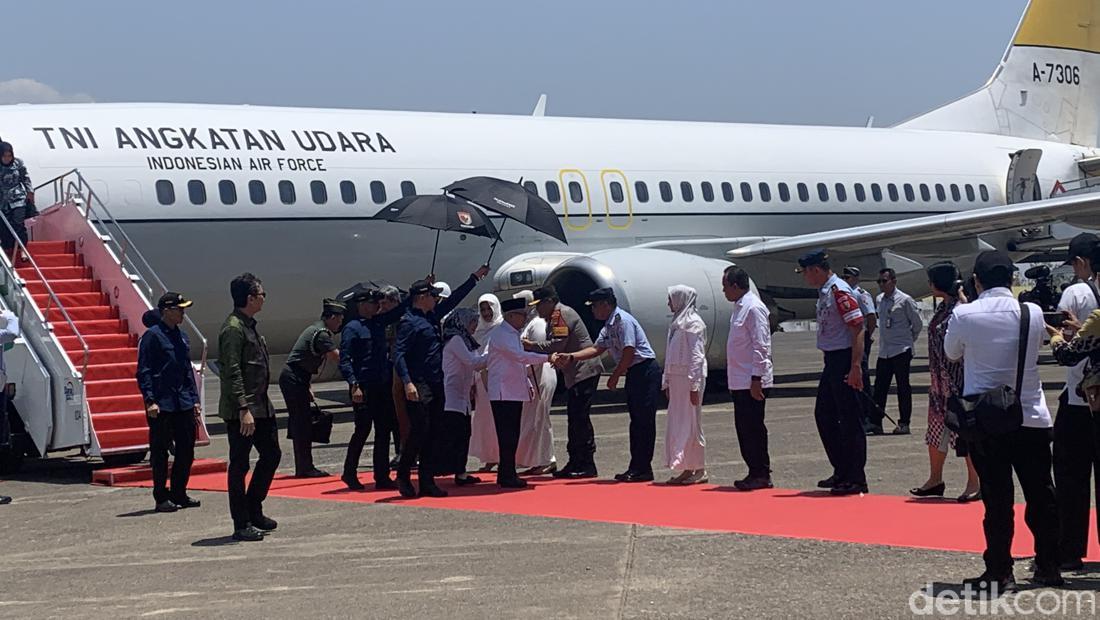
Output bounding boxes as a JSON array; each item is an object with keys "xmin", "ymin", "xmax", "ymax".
[{"xmin": 393, "ymin": 266, "xmax": 490, "ymax": 498}]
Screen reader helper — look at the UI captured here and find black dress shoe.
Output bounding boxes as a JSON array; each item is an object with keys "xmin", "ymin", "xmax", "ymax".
[
  {"xmin": 864, "ymin": 423, "xmax": 886, "ymax": 436},
  {"xmin": 397, "ymin": 477, "xmax": 417, "ymax": 498},
  {"xmin": 957, "ymin": 490, "xmax": 982, "ymax": 503},
  {"xmin": 498, "ymin": 477, "xmax": 529, "ymax": 489},
  {"xmin": 562, "ymin": 468, "xmax": 599, "ymax": 479},
  {"xmin": 830, "ymin": 482, "xmax": 866, "ymax": 496},
  {"xmin": 155, "ymin": 500, "xmax": 180, "ymax": 513},
  {"xmin": 251, "ymin": 514, "xmax": 278, "ymax": 531},
  {"xmin": 232, "ymin": 525, "xmax": 265, "ymax": 542},
  {"xmin": 375, "ymin": 478, "xmax": 398, "ymax": 490},
  {"xmin": 0, "ymin": 495, "xmax": 12, "ymax": 505},
  {"xmin": 419, "ymin": 485, "xmax": 448, "ymax": 498},
  {"xmin": 296, "ymin": 468, "xmax": 329, "ymax": 479},
  {"xmin": 551, "ymin": 463, "xmax": 576, "ymax": 478},
  {"xmin": 734, "ymin": 477, "xmax": 774, "ymax": 491},
  {"xmin": 618, "ymin": 471, "xmax": 654, "ymax": 483},
  {"xmin": 909, "ymin": 482, "xmax": 946, "ymax": 497},
  {"xmin": 817, "ymin": 475, "xmax": 840, "ymax": 489},
  {"xmin": 455, "ymin": 475, "xmax": 481, "ymax": 486},
  {"xmin": 342, "ymin": 474, "xmax": 365, "ymax": 491},
  {"xmin": 1032, "ymin": 567, "xmax": 1065, "ymax": 587},
  {"xmin": 963, "ymin": 573, "xmax": 1018, "ymax": 594},
  {"xmin": 173, "ymin": 496, "xmax": 201, "ymax": 509}
]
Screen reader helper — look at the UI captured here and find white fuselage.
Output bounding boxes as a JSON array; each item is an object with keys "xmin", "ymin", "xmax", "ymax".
[{"xmin": 1, "ymin": 103, "xmax": 1090, "ymax": 350}]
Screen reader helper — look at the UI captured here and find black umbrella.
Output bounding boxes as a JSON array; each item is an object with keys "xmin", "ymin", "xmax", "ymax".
[
  {"xmin": 443, "ymin": 176, "xmax": 567, "ymax": 262},
  {"xmin": 373, "ymin": 194, "xmax": 499, "ymax": 273}
]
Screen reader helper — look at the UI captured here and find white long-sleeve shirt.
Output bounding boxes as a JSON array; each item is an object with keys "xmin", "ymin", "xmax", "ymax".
[
  {"xmin": 0, "ymin": 310, "xmax": 20, "ymax": 385},
  {"xmin": 663, "ymin": 327, "xmax": 707, "ymax": 392},
  {"xmin": 943, "ymin": 287, "xmax": 1051, "ymax": 429},
  {"xmin": 726, "ymin": 291, "xmax": 773, "ymax": 390},
  {"xmin": 487, "ymin": 320, "xmax": 550, "ymax": 402},
  {"xmin": 876, "ymin": 288, "xmax": 923, "ymax": 359},
  {"xmin": 442, "ymin": 336, "xmax": 488, "ymax": 414}
]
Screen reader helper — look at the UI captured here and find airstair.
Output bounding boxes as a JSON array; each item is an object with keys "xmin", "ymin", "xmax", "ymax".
[{"xmin": 0, "ymin": 169, "xmax": 209, "ymax": 468}]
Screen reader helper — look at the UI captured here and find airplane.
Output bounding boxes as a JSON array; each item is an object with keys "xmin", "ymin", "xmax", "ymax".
[{"xmin": 5, "ymin": 0, "xmax": 1100, "ymax": 367}]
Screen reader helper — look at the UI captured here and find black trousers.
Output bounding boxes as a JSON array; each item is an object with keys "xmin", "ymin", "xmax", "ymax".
[
  {"xmin": 491, "ymin": 400, "xmax": 523, "ymax": 482},
  {"xmin": 971, "ymin": 427, "xmax": 1060, "ymax": 577},
  {"xmin": 398, "ymin": 382, "xmax": 443, "ymax": 486},
  {"xmin": 625, "ymin": 359, "xmax": 662, "ymax": 475},
  {"xmin": 343, "ymin": 381, "xmax": 397, "ymax": 483},
  {"xmin": 813, "ymin": 349, "xmax": 867, "ymax": 485},
  {"xmin": 278, "ymin": 368, "xmax": 315, "ymax": 475},
  {"xmin": 565, "ymin": 376, "xmax": 599, "ymax": 469},
  {"xmin": 147, "ymin": 409, "xmax": 196, "ymax": 504},
  {"xmin": 0, "ymin": 206, "xmax": 27, "ymax": 254},
  {"xmin": 732, "ymin": 389, "xmax": 771, "ymax": 478},
  {"xmin": 872, "ymin": 349, "xmax": 914, "ymax": 425},
  {"xmin": 1053, "ymin": 392, "xmax": 1100, "ymax": 562},
  {"xmin": 227, "ymin": 416, "xmax": 282, "ymax": 530},
  {"xmin": 435, "ymin": 410, "xmax": 472, "ymax": 477}
]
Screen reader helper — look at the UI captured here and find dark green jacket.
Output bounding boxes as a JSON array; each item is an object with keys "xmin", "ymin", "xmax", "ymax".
[{"xmin": 218, "ymin": 309, "xmax": 274, "ymax": 420}]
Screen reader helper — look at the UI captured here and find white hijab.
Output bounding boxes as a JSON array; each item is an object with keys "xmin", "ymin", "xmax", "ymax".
[
  {"xmin": 668, "ymin": 285, "xmax": 706, "ymax": 336},
  {"xmin": 475, "ymin": 293, "xmax": 503, "ymax": 343}
]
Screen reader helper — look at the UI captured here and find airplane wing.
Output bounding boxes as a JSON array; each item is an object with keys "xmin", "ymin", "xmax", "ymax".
[{"xmin": 727, "ymin": 192, "xmax": 1100, "ymax": 261}]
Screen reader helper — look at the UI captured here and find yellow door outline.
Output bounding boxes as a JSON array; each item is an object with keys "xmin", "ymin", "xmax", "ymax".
[
  {"xmin": 600, "ymin": 169, "xmax": 633, "ymax": 230},
  {"xmin": 559, "ymin": 169, "xmax": 592, "ymax": 231}
]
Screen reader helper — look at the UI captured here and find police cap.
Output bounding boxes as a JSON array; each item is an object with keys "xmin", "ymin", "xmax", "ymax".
[
  {"xmin": 585, "ymin": 287, "xmax": 616, "ymax": 306},
  {"xmin": 796, "ymin": 249, "xmax": 829, "ymax": 272},
  {"xmin": 530, "ymin": 285, "xmax": 558, "ymax": 306},
  {"xmin": 157, "ymin": 291, "xmax": 193, "ymax": 309},
  {"xmin": 352, "ymin": 289, "xmax": 384, "ymax": 304},
  {"xmin": 408, "ymin": 279, "xmax": 444, "ymax": 298},
  {"xmin": 322, "ymin": 298, "xmax": 347, "ymax": 315}
]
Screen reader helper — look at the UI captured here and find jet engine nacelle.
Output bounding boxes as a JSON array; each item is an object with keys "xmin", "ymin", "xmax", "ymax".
[{"xmin": 540, "ymin": 248, "xmax": 755, "ymax": 368}]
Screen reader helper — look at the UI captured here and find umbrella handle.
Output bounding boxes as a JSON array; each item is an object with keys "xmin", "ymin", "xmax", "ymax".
[
  {"xmin": 431, "ymin": 230, "xmax": 440, "ymax": 275},
  {"xmin": 485, "ymin": 218, "xmax": 507, "ymax": 265}
]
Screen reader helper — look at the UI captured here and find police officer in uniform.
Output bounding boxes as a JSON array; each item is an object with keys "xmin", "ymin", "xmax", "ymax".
[
  {"xmin": 340, "ymin": 288, "xmax": 408, "ymax": 490},
  {"xmin": 279, "ymin": 298, "xmax": 345, "ymax": 478},
  {"xmin": 798, "ymin": 251, "xmax": 868, "ymax": 496},
  {"xmin": 523, "ymin": 285, "xmax": 602, "ymax": 478}
]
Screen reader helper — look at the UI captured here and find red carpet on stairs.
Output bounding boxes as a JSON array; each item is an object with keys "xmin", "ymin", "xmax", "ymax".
[
  {"xmin": 118, "ymin": 472, "xmax": 1099, "ymax": 560},
  {"xmin": 22, "ymin": 240, "xmax": 147, "ymax": 454}
]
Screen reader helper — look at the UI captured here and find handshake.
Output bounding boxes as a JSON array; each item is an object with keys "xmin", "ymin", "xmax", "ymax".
[{"xmin": 549, "ymin": 352, "xmax": 575, "ymax": 369}]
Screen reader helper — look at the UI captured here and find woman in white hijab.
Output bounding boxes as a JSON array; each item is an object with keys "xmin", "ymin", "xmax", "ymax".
[
  {"xmin": 513, "ymin": 290, "xmax": 558, "ymax": 474},
  {"xmin": 663, "ymin": 285, "xmax": 708, "ymax": 485},
  {"xmin": 469, "ymin": 293, "xmax": 502, "ymax": 470}
]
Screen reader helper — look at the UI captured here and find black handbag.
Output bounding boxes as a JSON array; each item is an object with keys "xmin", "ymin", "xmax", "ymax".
[
  {"xmin": 309, "ymin": 403, "xmax": 333, "ymax": 444},
  {"xmin": 946, "ymin": 304, "xmax": 1029, "ymax": 442}
]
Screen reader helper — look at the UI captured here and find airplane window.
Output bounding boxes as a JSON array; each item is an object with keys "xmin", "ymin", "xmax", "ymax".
[
  {"xmin": 249, "ymin": 180, "xmax": 266, "ymax": 205},
  {"xmin": 401, "ymin": 180, "xmax": 416, "ymax": 197},
  {"xmin": 778, "ymin": 183, "xmax": 791, "ymax": 202},
  {"xmin": 854, "ymin": 183, "xmax": 866, "ymax": 202},
  {"xmin": 721, "ymin": 182, "xmax": 734, "ymax": 202},
  {"xmin": 758, "ymin": 183, "xmax": 771, "ymax": 202},
  {"xmin": 740, "ymin": 182, "xmax": 753, "ymax": 202},
  {"xmin": 523, "ymin": 180, "xmax": 538, "ymax": 196},
  {"xmin": 871, "ymin": 183, "xmax": 883, "ymax": 202},
  {"xmin": 919, "ymin": 184, "xmax": 931, "ymax": 202},
  {"xmin": 904, "ymin": 184, "xmax": 916, "ymax": 202},
  {"xmin": 188, "ymin": 180, "xmax": 207, "ymax": 206},
  {"xmin": 568, "ymin": 181, "xmax": 583, "ymax": 203},
  {"xmin": 680, "ymin": 182, "xmax": 694, "ymax": 202},
  {"xmin": 979, "ymin": 184, "xmax": 990, "ymax": 201},
  {"xmin": 545, "ymin": 181, "xmax": 561, "ymax": 204},
  {"xmin": 965, "ymin": 184, "xmax": 976, "ymax": 201},
  {"xmin": 635, "ymin": 181, "xmax": 649, "ymax": 203},
  {"xmin": 887, "ymin": 184, "xmax": 899, "ymax": 202},
  {"xmin": 279, "ymin": 180, "xmax": 296, "ymax": 205},
  {"xmin": 701, "ymin": 181, "xmax": 714, "ymax": 203},
  {"xmin": 835, "ymin": 183, "xmax": 847, "ymax": 202},
  {"xmin": 311, "ymin": 180, "xmax": 328, "ymax": 204},
  {"xmin": 218, "ymin": 180, "xmax": 237, "ymax": 205},
  {"xmin": 797, "ymin": 183, "xmax": 809, "ymax": 202},
  {"xmin": 660, "ymin": 181, "xmax": 673, "ymax": 202},
  {"xmin": 610, "ymin": 181, "xmax": 624, "ymax": 203},
  {"xmin": 155, "ymin": 180, "xmax": 175, "ymax": 206},
  {"xmin": 950, "ymin": 184, "xmax": 961, "ymax": 202},
  {"xmin": 935, "ymin": 184, "xmax": 947, "ymax": 202},
  {"xmin": 340, "ymin": 180, "xmax": 357, "ymax": 204},
  {"xmin": 370, "ymin": 180, "xmax": 387, "ymax": 204},
  {"xmin": 817, "ymin": 183, "xmax": 829, "ymax": 202}
]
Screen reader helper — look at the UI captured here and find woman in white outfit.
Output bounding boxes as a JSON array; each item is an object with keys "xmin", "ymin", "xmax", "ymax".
[
  {"xmin": 440, "ymin": 308, "xmax": 489, "ymax": 486},
  {"xmin": 513, "ymin": 291, "xmax": 558, "ymax": 474},
  {"xmin": 663, "ymin": 285, "xmax": 708, "ymax": 485},
  {"xmin": 469, "ymin": 293, "xmax": 502, "ymax": 471}
]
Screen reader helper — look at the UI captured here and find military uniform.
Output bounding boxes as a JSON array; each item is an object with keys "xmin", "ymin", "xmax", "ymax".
[
  {"xmin": 280, "ymin": 309, "xmax": 340, "ymax": 477},
  {"xmin": 0, "ymin": 145, "xmax": 33, "ymax": 254},
  {"xmin": 219, "ymin": 308, "xmax": 280, "ymax": 532}
]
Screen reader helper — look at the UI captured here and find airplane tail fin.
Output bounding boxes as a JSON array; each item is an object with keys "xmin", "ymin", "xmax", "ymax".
[{"xmin": 898, "ymin": 0, "xmax": 1100, "ymax": 147}]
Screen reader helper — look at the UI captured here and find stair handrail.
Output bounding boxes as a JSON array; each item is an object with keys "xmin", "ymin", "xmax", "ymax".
[
  {"xmin": 0, "ymin": 211, "xmax": 89, "ymax": 378},
  {"xmin": 33, "ymin": 169, "xmax": 208, "ymax": 374}
]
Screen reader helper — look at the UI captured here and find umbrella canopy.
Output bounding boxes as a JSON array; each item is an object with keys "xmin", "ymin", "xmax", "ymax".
[
  {"xmin": 444, "ymin": 176, "xmax": 567, "ymax": 244},
  {"xmin": 373, "ymin": 194, "xmax": 500, "ymax": 239}
]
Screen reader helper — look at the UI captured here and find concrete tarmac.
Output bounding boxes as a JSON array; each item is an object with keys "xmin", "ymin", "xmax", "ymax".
[{"xmin": 1, "ymin": 332, "xmax": 1098, "ymax": 619}]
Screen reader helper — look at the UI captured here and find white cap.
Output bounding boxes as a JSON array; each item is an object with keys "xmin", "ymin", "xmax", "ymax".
[{"xmin": 436, "ymin": 282, "xmax": 452, "ymax": 299}]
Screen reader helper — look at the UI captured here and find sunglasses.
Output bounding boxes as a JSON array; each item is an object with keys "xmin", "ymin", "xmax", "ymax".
[{"xmin": 876, "ymin": 278, "xmax": 893, "ymax": 284}]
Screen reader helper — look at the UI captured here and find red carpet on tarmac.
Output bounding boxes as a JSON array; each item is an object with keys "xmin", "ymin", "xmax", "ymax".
[{"xmin": 120, "ymin": 472, "xmax": 1098, "ymax": 560}]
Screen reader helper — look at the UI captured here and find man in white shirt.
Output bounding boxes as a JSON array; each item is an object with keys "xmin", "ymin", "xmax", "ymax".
[
  {"xmin": 487, "ymin": 298, "xmax": 555, "ymax": 488},
  {"xmin": 722, "ymin": 267, "xmax": 774, "ymax": 491},
  {"xmin": 944, "ymin": 250, "xmax": 1061, "ymax": 592},
  {"xmin": 873, "ymin": 268, "xmax": 923, "ymax": 435},
  {"xmin": 1052, "ymin": 232, "xmax": 1100, "ymax": 571}
]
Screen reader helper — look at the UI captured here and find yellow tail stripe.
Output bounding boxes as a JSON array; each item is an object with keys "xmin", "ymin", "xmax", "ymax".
[{"xmin": 1014, "ymin": 0, "xmax": 1100, "ymax": 54}]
